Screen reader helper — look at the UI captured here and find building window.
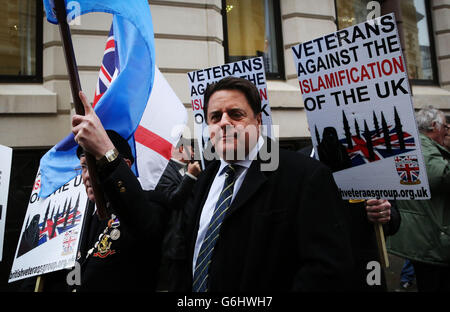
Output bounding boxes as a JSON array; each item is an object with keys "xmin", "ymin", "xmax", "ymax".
[
  {"xmin": 0, "ymin": 0, "xmax": 42, "ymax": 82},
  {"xmin": 336, "ymin": 0, "xmax": 373, "ymax": 29},
  {"xmin": 335, "ymin": 0, "xmax": 437, "ymax": 84},
  {"xmin": 223, "ymin": 0, "xmax": 284, "ymax": 79},
  {"xmin": 400, "ymin": 0, "xmax": 435, "ymax": 81}
]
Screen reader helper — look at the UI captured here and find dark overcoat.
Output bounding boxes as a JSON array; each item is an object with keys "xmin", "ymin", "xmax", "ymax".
[{"xmin": 172, "ymin": 146, "xmax": 354, "ymax": 291}]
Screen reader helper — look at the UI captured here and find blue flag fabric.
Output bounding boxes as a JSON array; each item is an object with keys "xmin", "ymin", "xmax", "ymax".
[{"xmin": 39, "ymin": 0, "xmax": 155, "ymax": 197}]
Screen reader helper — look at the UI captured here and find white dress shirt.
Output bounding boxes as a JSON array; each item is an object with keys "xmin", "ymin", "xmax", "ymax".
[{"xmin": 192, "ymin": 136, "xmax": 264, "ymax": 275}]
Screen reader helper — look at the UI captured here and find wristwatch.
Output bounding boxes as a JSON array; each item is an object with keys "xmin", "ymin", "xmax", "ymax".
[{"xmin": 96, "ymin": 148, "xmax": 119, "ymax": 170}]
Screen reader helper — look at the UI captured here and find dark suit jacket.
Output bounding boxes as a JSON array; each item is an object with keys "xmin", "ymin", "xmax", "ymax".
[
  {"xmin": 172, "ymin": 142, "xmax": 354, "ymax": 291},
  {"xmin": 153, "ymin": 159, "xmax": 198, "ymax": 290},
  {"xmin": 155, "ymin": 159, "xmax": 197, "ymax": 215},
  {"xmin": 154, "ymin": 159, "xmax": 198, "ymax": 261}
]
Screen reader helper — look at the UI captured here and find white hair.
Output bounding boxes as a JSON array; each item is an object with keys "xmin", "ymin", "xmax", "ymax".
[{"xmin": 415, "ymin": 106, "xmax": 445, "ymax": 132}]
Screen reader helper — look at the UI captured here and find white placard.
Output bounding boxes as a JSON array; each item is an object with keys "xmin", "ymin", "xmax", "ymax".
[
  {"xmin": 0, "ymin": 144, "xmax": 13, "ymax": 262},
  {"xmin": 291, "ymin": 13, "xmax": 430, "ymax": 200},
  {"xmin": 9, "ymin": 170, "xmax": 88, "ymax": 282}
]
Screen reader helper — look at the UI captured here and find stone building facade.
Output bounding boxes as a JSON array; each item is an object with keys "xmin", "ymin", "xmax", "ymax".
[{"xmin": 1, "ymin": 0, "xmax": 450, "ymax": 290}]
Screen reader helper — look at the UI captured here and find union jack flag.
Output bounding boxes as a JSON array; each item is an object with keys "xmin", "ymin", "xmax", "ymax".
[
  {"xmin": 93, "ymin": 27, "xmax": 118, "ymax": 107},
  {"xmin": 340, "ymin": 126, "xmax": 416, "ymax": 167}
]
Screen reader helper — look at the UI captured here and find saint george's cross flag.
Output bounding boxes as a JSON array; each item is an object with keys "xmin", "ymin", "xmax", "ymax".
[
  {"xmin": 92, "ymin": 23, "xmax": 187, "ymax": 190},
  {"xmin": 39, "ymin": 0, "xmax": 187, "ymax": 197}
]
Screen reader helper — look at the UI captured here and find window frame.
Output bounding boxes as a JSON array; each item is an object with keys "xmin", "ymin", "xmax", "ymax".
[
  {"xmin": 408, "ymin": 0, "xmax": 438, "ymax": 86},
  {"xmin": 221, "ymin": 0, "xmax": 285, "ymax": 80},
  {"xmin": 333, "ymin": 0, "xmax": 438, "ymax": 86},
  {"xmin": 0, "ymin": 1, "xmax": 43, "ymax": 83}
]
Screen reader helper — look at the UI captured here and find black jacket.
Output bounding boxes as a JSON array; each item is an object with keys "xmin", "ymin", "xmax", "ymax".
[
  {"xmin": 75, "ymin": 158, "xmax": 167, "ymax": 292},
  {"xmin": 155, "ymin": 160, "xmax": 197, "ymax": 214},
  {"xmin": 20, "ymin": 158, "xmax": 168, "ymax": 292},
  {"xmin": 171, "ymin": 143, "xmax": 354, "ymax": 291},
  {"xmin": 153, "ymin": 159, "xmax": 198, "ymax": 291},
  {"xmin": 154, "ymin": 159, "xmax": 198, "ymax": 261}
]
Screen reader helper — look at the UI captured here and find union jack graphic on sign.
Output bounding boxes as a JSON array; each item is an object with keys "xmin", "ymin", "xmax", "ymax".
[
  {"xmin": 340, "ymin": 126, "xmax": 416, "ymax": 167},
  {"xmin": 394, "ymin": 155, "xmax": 421, "ymax": 185},
  {"xmin": 38, "ymin": 194, "xmax": 82, "ymax": 246}
]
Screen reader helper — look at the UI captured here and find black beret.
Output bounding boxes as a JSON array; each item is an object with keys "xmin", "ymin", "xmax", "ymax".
[{"xmin": 76, "ymin": 130, "xmax": 134, "ymax": 164}]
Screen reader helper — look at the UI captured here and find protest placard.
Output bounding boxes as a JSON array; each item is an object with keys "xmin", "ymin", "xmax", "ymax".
[
  {"xmin": 9, "ymin": 171, "xmax": 88, "ymax": 282},
  {"xmin": 291, "ymin": 13, "xmax": 430, "ymax": 200},
  {"xmin": 0, "ymin": 145, "xmax": 12, "ymax": 262},
  {"xmin": 188, "ymin": 57, "xmax": 273, "ymax": 167}
]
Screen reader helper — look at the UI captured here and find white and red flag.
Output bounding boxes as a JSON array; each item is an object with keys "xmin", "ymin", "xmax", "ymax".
[{"xmin": 93, "ymin": 25, "xmax": 187, "ymax": 190}]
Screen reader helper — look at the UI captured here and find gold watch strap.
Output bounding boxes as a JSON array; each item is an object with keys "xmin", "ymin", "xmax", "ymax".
[{"xmin": 96, "ymin": 148, "xmax": 119, "ymax": 169}]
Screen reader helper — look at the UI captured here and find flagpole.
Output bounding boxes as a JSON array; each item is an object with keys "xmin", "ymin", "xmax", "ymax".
[{"xmin": 54, "ymin": 0, "xmax": 108, "ymax": 220}]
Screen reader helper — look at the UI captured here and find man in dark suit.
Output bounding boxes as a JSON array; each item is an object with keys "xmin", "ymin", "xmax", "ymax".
[{"xmin": 172, "ymin": 77, "xmax": 354, "ymax": 292}]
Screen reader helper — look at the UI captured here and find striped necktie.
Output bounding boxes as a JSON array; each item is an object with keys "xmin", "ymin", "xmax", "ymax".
[{"xmin": 193, "ymin": 164, "xmax": 237, "ymax": 292}]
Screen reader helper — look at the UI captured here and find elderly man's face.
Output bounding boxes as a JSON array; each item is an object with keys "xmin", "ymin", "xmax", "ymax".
[
  {"xmin": 79, "ymin": 154, "xmax": 132, "ymax": 203},
  {"xmin": 445, "ymin": 134, "xmax": 450, "ymax": 151},
  {"xmin": 206, "ymin": 89, "xmax": 261, "ymax": 162}
]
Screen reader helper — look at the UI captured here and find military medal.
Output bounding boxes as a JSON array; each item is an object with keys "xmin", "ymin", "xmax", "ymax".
[
  {"xmin": 110, "ymin": 228, "xmax": 120, "ymax": 240},
  {"xmin": 85, "ymin": 214, "xmax": 120, "ymax": 259}
]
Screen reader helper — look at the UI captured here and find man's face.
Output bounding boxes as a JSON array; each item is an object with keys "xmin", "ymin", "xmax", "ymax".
[
  {"xmin": 206, "ymin": 89, "xmax": 261, "ymax": 162},
  {"xmin": 171, "ymin": 145, "xmax": 192, "ymax": 164},
  {"xmin": 79, "ymin": 156, "xmax": 95, "ymax": 202},
  {"xmin": 444, "ymin": 134, "xmax": 450, "ymax": 151},
  {"xmin": 79, "ymin": 154, "xmax": 132, "ymax": 204}
]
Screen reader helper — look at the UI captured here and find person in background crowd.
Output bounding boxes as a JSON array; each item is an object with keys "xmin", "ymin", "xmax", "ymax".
[
  {"xmin": 388, "ymin": 106, "xmax": 450, "ymax": 292},
  {"xmin": 399, "ymin": 259, "xmax": 416, "ymax": 290},
  {"xmin": 154, "ymin": 137, "xmax": 202, "ymax": 291},
  {"xmin": 444, "ymin": 117, "xmax": 450, "ymax": 152}
]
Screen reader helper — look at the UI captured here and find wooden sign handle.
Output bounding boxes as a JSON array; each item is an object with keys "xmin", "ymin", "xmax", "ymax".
[
  {"xmin": 349, "ymin": 199, "xmax": 390, "ymax": 268},
  {"xmin": 374, "ymin": 223, "xmax": 389, "ymax": 268},
  {"xmin": 34, "ymin": 276, "xmax": 44, "ymax": 292}
]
